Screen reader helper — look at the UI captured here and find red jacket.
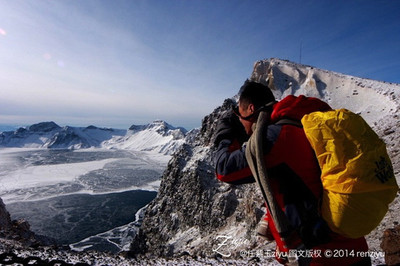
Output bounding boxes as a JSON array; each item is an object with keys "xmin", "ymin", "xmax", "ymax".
[{"xmin": 215, "ymin": 95, "xmax": 369, "ymax": 265}]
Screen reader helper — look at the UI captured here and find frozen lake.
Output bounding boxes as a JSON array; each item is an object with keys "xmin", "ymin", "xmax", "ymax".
[{"xmin": 0, "ymin": 148, "xmax": 166, "ymax": 251}]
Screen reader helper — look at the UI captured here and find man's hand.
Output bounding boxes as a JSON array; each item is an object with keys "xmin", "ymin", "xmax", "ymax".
[{"xmin": 213, "ymin": 110, "xmax": 248, "ymax": 147}]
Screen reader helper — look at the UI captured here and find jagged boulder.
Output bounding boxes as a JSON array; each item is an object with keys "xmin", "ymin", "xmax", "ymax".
[{"xmin": 381, "ymin": 225, "xmax": 400, "ymax": 265}]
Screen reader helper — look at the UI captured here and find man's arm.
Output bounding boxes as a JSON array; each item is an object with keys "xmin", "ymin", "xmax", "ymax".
[
  {"xmin": 215, "ymin": 139, "xmax": 255, "ymax": 184},
  {"xmin": 213, "ymin": 109, "xmax": 254, "ymax": 185}
]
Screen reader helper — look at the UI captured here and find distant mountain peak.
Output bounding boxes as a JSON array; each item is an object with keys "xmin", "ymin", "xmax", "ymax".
[
  {"xmin": 28, "ymin": 121, "xmax": 60, "ymax": 132},
  {"xmin": 146, "ymin": 120, "xmax": 170, "ymax": 130},
  {"xmin": 129, "ymin": 120, "xmax": 187, "ymax": 137},
  {"xmin": 151, "ymin": 119, "xmax": 167, "ymax": 125}
]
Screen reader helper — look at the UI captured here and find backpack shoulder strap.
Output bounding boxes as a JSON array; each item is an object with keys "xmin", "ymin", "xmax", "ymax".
[{"xmin": 275, "ymin": 118, "xmax": 303, "ymax": 128}]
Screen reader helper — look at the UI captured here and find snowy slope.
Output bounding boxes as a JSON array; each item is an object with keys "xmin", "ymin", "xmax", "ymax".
[
  {"xmin": 103, "ymin": 120, "xmax": 186, "ymax": 155},
  {"xmin": 251, "ymin": 58, "xmax": 399, "ymax": 126},
  {"xmin": 0, "ymin": 120, "xmax": 187, "ymax": 155}
]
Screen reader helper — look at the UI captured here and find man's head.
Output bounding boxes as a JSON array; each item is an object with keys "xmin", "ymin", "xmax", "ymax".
[{"xmin": 234, "ymin": 80, "xmax": 275, "ymax": 135}]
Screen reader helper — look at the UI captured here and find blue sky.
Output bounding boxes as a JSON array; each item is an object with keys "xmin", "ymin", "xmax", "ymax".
[{"xmin": 1, "ymin": 0, "xmax": 399, "ymax": 130}]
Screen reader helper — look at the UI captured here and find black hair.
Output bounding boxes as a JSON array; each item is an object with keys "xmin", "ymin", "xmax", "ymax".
[{"xmin": 238, "ymin": 80, "xmax": 275, "ymax": 109}]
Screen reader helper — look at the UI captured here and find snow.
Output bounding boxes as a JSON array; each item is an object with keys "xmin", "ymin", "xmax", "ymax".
[
  {"xmin": 257, "ymin": 59, "xmax": 400, "ymax": 127},
  {"xmin": 69, "ymin": 205, "xmax": 148, "ymax": 252},
  {"xmin": 182, "ymin": 146, "xmax": 211, "ymax": 173},
  {"xmin": 0, "ymin": 148, "xmax": 168, "ymax": 204},
  {"xmin": 103, "ymin": 128, "xmax": 185, "ymax": 156},
  {"xmin": 0, "ymin": 156, "xmax": 117, "ymax": 196}
]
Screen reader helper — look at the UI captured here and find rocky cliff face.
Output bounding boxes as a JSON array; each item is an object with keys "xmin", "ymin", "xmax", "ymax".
[
  {"xmin": 0, "ymin": 198, "xmax": 52, "ymax": 247},
  {"xmin": 0, "ymin": 199, "xmax": 12, "ymax": 231},
  {"xmin": 130, "ymin": 58, "xmax": 400, "ymax": 264},
  {"xmin": 130, "ymin": 98, "xmax": 269, "ymax": 260}
]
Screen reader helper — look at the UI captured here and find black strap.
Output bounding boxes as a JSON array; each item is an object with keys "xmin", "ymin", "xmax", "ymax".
[{"xmin": 275, "ymin": 118, "xmax": 303, "ymax": 128}]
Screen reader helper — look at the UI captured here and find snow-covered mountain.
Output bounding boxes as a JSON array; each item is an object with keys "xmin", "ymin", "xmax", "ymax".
[
  {"xmin": 251, "ymin": 58, "xmax": 398, "ymax": 127},
  {"xmin": 103, "ymin": 120, "xmax": 187, "ymax": 155},
  {"xmin": 0, "ymin": 120, "xmax": 187, "ymax": 155}
]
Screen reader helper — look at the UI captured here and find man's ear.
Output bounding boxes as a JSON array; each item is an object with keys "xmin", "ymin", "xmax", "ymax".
[{"xmin": 249, "ymin": 103, "xmax": 255, "ymax": 114}]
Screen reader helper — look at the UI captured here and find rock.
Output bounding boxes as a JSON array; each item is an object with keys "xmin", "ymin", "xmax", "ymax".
[
  {"xmin": 0, "ymin": 198, "xmax": 12, "ymax": 230},
  {"xmin": 0, "ymin": 197, "xmax": 56, "ymax": 248},
  {"xmin": 381, "ymin": 225, "xmax": 400, "ymax": 265}
]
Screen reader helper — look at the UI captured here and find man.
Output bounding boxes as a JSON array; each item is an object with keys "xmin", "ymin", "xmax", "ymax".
[{"xmin": 214, "ymin": 81, "xmax": 371, "ymax": 265}]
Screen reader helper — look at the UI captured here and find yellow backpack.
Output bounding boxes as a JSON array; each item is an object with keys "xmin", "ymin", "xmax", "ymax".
[{"xmin": 301, "ymin": 109, "xmax": 399, "ymax": 238}]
